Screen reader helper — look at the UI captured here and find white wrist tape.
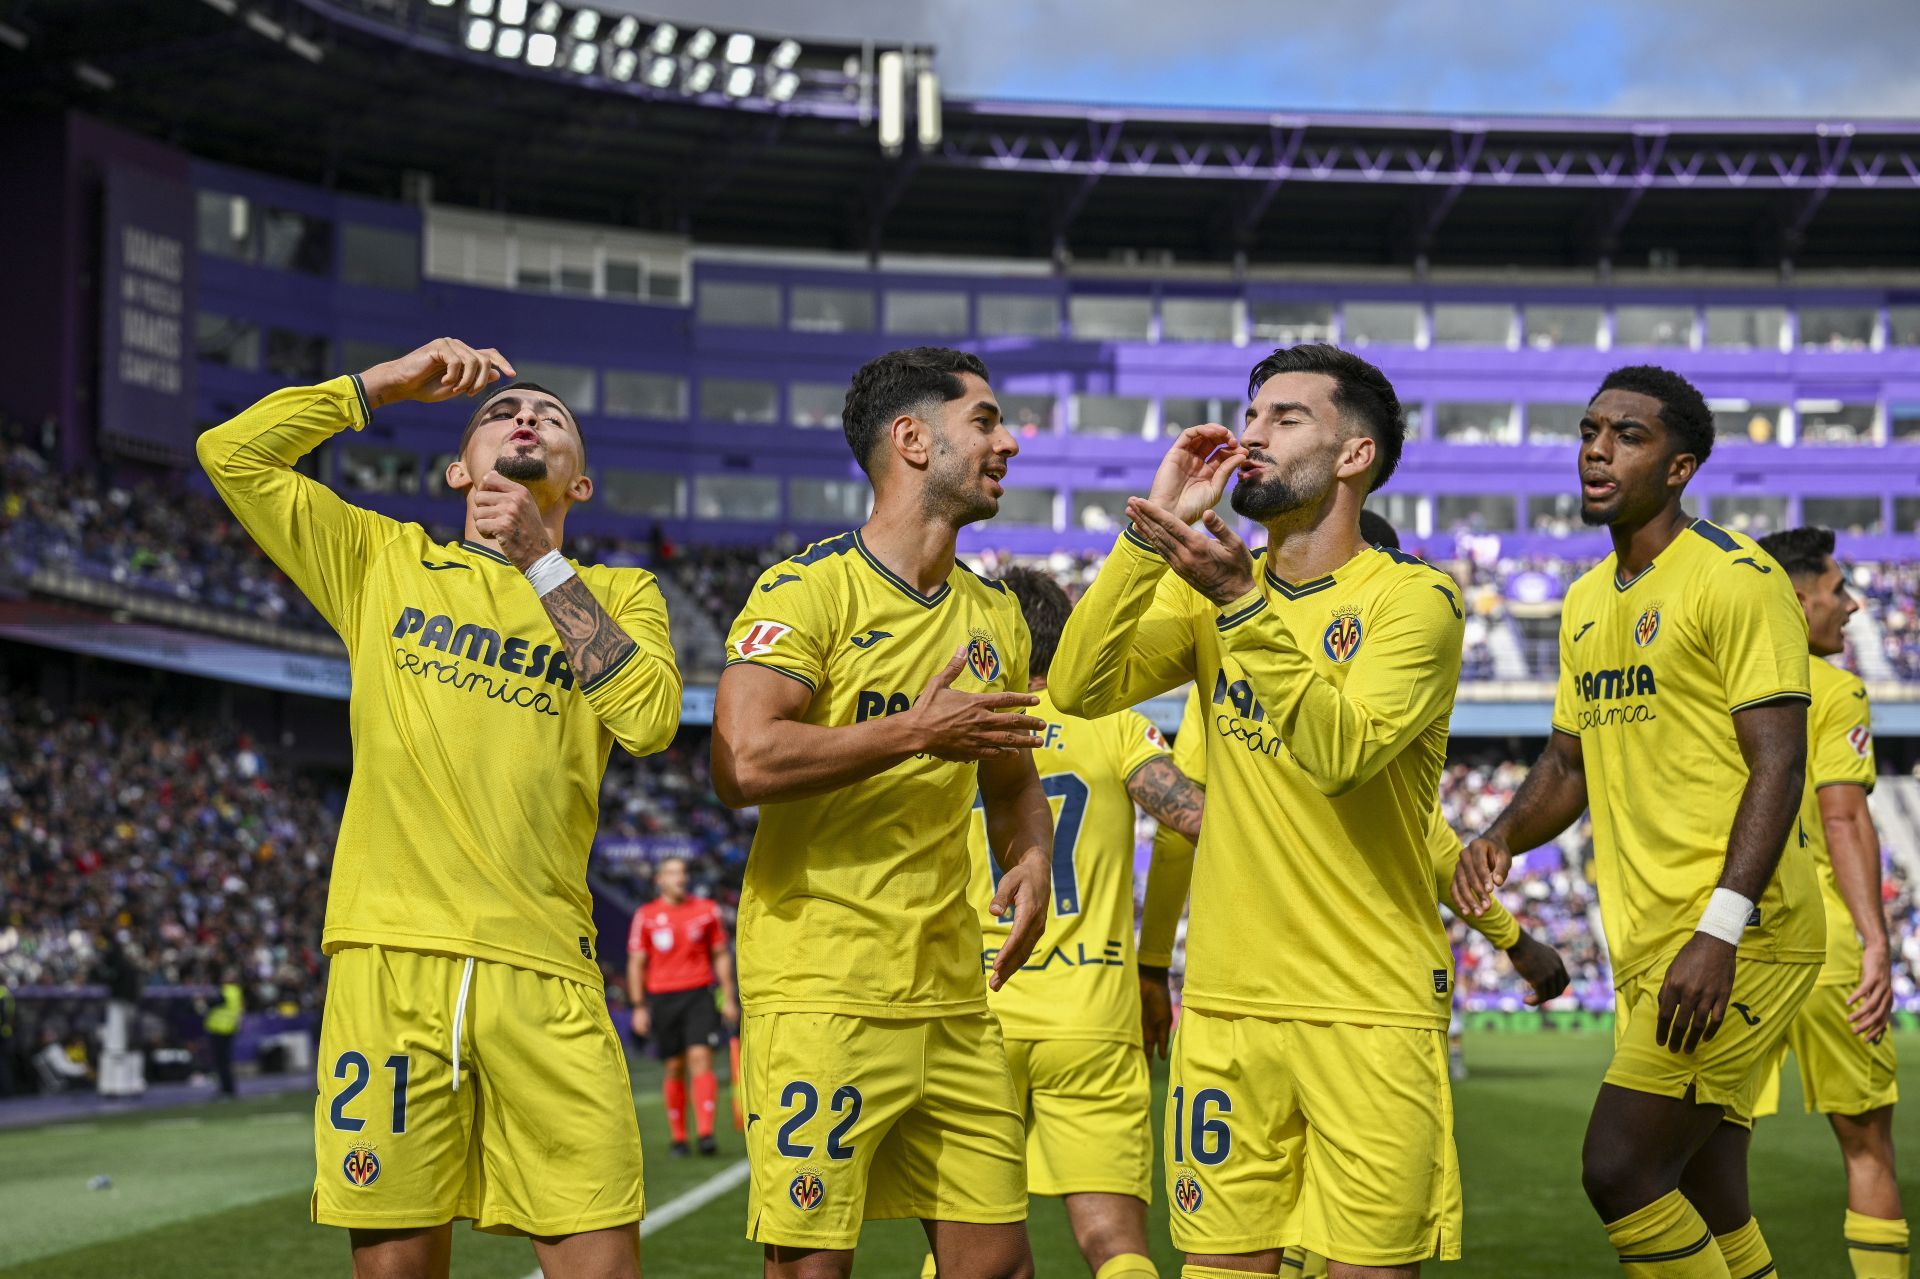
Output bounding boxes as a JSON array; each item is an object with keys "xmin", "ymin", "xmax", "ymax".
[
  {"xmin": 524, "ymin": 549, "xmax": 577, "ymax": 598},
  {"xmin": 1696, "ymin": 887, "xmax": 1755, "ymax": 946}
]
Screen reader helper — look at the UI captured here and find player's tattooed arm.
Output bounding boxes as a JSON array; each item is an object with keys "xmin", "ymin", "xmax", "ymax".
[
  {"xmin": 539, "ymin": 575, "xmax": 640, "ymax": 690},
  {"xmin": 1455, "ymin": 729, "xmax": 1588, "ymax": 915},
  {"xmin": 1127, "ymin": 757, "xmax": 1204, "ymax": 842}
]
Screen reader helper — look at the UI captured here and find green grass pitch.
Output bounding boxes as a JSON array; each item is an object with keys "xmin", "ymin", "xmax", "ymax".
[{"xmin": 3, "ymin": 1031, "xmax": 1915, "ymax": 1276}]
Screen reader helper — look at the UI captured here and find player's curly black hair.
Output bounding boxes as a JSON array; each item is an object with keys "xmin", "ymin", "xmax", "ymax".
[
  {"xmin": 1756, "ymin": 526, "xmax": 1835, "ymax": 579},
  {"xmin": 1592, "ymin": 365, "xmax": 1715, "ymax": 468},
  {"xmin": 841, "ymin": 347, "xmax": 992, "ymax": 476},
  {"xmin": 1245, "ymin": 344, "xmax": 1405, "ymax": 492},
  {"xmin": 1001, "ymin": 566, "xmax": 1070, "ymax": 680}
]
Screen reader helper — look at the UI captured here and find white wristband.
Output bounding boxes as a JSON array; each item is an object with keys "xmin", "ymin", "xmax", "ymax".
[
  {"xmin": 524, "ymin": 549, "xmax": 577, "ymax": 598},
  {"xmin": 1696, "ymin": 887, "xmax": 1755, "ymax": 946}
]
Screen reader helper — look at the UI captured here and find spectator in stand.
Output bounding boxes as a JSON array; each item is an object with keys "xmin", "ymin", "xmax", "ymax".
[{"xmin": 200, "ymin": 964, "xmax": 245, "ymax": 1099}]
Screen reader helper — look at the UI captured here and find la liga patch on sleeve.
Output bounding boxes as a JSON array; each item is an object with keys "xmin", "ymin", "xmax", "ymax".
[{"xmin": 735, "ymin": 621, "xmax": 791, "ymax": 659}]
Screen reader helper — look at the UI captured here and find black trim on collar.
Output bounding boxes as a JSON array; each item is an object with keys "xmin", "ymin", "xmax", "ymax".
[
  {"xmin": 1263, "ymin": 568, "xmax": 1337, "ymax": 600},
  {"xmin": 459, "ymin": 539, "xmax": 514, "ymax": 566},
  {"xmin": 854, "ymin": 531, "xmax": 950, "ymax": 608}
]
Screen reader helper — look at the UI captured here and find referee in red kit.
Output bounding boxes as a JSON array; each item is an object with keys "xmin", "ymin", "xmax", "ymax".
[{"xmin": 626, "ymin": 856, "xmax": 738, "ymax": 1156}]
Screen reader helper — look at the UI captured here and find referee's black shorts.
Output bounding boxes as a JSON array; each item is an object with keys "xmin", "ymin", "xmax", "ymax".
[{"xmin": 645, "ymin": 985, "xmax": 724, "ymax": 1059}]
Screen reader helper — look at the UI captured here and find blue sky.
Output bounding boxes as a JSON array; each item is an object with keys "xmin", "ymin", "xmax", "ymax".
[{"xmin": 635, "ymin": 0, "xmax": 1920, "ymax": 117}]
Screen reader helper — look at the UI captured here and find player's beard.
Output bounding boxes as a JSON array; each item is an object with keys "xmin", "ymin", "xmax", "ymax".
[
  {"xmin": 923, "ymin": 437, "xmax": 998, "ymax": 526},
  {"xmin": 495, "ymin": 453, "xmax": 549, "ymax": 483},
  {"xmin": 1230, "ymin": 453, "xmax": 1323, "ymax": 522}
]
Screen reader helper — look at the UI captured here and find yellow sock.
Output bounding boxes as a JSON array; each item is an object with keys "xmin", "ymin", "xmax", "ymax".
[
  {"xmin": 1180, "ymin": 1268, "xmax": 1251, "ymax": 1279},
  {"xmin": 1712, "ymin": 1217, "xmax": 1775, "ymax": 1279},
  {"xmin": 919, "ymin": 1253, "xmax": 938, "ymax": 1279},
  {"xmin": 1846, "ymin": 1209, "xmax": 1911, "ymax": 1279},
  {"xmin": 1605, "ymin": 1190, "xmax": 1730, "ymax": 1277},
  {"xmin": 1095, "ymin": 1255, "xmax": 1159, "ymax": 1279}
]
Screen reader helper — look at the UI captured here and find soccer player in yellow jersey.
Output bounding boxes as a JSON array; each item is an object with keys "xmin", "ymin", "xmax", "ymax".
[
  {"xmin": 197, "ymin": 338, "xmax": 682, "ymax": 1279},
  {"xmin": 1455, "ymin": 365, "xmax": 1819, "ymax": 1279},
  {"xmin": 1751, "ymin": 527, "xmax": 1908, "ymax": 1278},
  {"xmin": 712, "ymin": 347, "xmax": 1056, "ymax": 1279},
  {"xmin": 1051, "ymin": 344, "xmax": 1468, "ymax": 1279}
]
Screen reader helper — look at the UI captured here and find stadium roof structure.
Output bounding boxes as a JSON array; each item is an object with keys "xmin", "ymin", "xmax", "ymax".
[{"xmin": 8, "ymin": 0, "xmax": 1920, "ymax": 268}]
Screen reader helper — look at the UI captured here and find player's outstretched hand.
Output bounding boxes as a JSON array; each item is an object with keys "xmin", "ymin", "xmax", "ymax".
[
  {"xmin": 1139, "ymin": 966, "xmax": 1174, "ymax": 1058},
  {"xmin": 988, "ymin": 848, "xmax": 1050, "ymax": 991},
  {"xmin": 472, "ymin": 471, "xmax": 555, "ymax": 570},
  {"xmin": 1126, "ymin": 502, "xmax": 1257, "ymax": 607},
  {"xmin": 1454, "ymin": 835, "xmax": 1512, "ymax": 917},
  {"xmin": 360, "ymin": 337, "xmax": 516, "ymax": 410},
  {"xmin": 1656, "ymin": 933, "xmax": 1735, "ymax": 1054},
  {"xmin": 1147, "ymin": 425, "xmax": 1248, "ymax": 525},
  {"xmin": 1506, "ymin": 935, "xmax": 1570, "ymax": 1007},
  {"xmin": 1848, "ymin": 941, "xmax": 1894, "ymax": 1042},
  {"xmin": 907, "ymin": 646, "xmax": 1046, "ymax": 762}
]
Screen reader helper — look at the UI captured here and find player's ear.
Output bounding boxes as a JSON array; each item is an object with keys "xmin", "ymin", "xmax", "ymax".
[
  {"xmin": 890, "ymin": 412, "xmax": 930, "ymax": 468},
  {"xmin": 1666, "ymin": 449, "xmax": 1697, "ymax": 491},
  {"xmin": 1335, "ymin": 432, "xmax": 1375, "ymax": 483},
  {"xmin": 445, "ymin": 457, "xmax": 472, "ymax": 492},
  {"xmin": 568, "ymin": 472, "xmax": 593, "ymax": 503}
]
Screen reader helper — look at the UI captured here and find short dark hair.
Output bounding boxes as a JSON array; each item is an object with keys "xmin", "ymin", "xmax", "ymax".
[
  {"xmin": 1001, "ymin": 566, "xmax": 1070, "ymax": 680},
  {"xmin": 1756, "ymin": 526, "xmax": 1835, "ymax": 579},
  {"xmin": 841, "ymin": 347, "xmax": 992, "ymax": 476},
  {"xmin": 1246, "ymin": 344, "xmax": 1405, "ymax": 492},
  {"xmin": 459, "ymin": 381, "xmax": 580, "ymax": 457},
  {"xmin": 1359, "ymin": 508, "xmax": 1400, "ymax": 549},
  {"xmin": 1592, "ymin": 365, "xmax": 1714, "ymax": 468}
]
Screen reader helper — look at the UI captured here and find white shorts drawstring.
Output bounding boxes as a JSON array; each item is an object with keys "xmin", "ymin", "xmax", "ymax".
[{"xmin": 451, "ymin": 957, "xmax": 476, "ymax": 1093}]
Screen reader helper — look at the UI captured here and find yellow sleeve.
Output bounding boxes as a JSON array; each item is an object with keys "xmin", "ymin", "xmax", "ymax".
[
  {"xmin": 1215, "ymin": 574, "xmax": 1464, "ymax": 797},
  {"xmin": 723, "ymin": 561, "xmax": 835, "ymax": 692},
  {"xmin": 1050, "ymin": 530, "xmax": 1198, "ymax": 718},
  {"xmin": 1172, "ymin": 685, "xmax": 1208, "ymax": 787},
  {"xmin": 1551, "ymin": 608, "xmax": 1582, "ymax": 737},
  {"xmin": 1138, "ymin": 822, "xmax": 1193, "ymax": 968},
  {"xmin": 1700, "ymin": 558, "xmax": 1812, "ymax": 712},
  {"xmin": 194, "ymin": 375, "xmax": 405, "ymax": 637},
  {"xmin": 1115, "ymin": 709, "xmax": 1172, "ymax": 781},
  {"xmin": 577, "ymin": 571, "xmax": 682, "ymax": 758},
  {"xmin": 1429, "ymin": 808, "xmax": 1520, "ymax": 949},
  {"xmin": 1811, "ymin": 671, "xmax": 1876, "ymax": 791}
]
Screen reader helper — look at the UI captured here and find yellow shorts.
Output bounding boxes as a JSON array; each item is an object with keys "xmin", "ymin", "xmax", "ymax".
[
  {"xmin": 742, "ymin": 1009, "xmax": 1026, "ymax": 1250},
  {"xmin": 1604, "ymin": 957, "xmax": 1818, "ymax": 1127},
  {"xmin": 312, "ymin": 945, "xmax": 643, "ymax": 1236},
  {"xmin": 1005, "ymin": 1036, "xmax": 1152, "ymax": 1202},
  {"xmin": 1165, "ymin": 1009, "xmax": 1460, "ymax": 1267},
  {"xmin": 1752, "ymin": 981, "xmax": 1900, "ymax": 1118}
]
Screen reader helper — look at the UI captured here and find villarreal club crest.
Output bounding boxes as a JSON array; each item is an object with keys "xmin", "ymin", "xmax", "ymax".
[
  {"xmin": 1634, "ymin": 605, "xmax": 1662, "ymax": 648},
  {"xmin": 1173, "ymin": 1170, "xmax": 1204, "ymax": 1213},
  {"xmin": 966, "ymin": 631, "xmax": 1001, "ymax": 683},
  {"xmin": 343, "ymin": 1143, "xmax": 381, "ymax": 1188},
  {"xmin": 789, "ymin": 1166, "xmax": 826, "ymax": 1212},
  {"xmin": 1322, "ymin": 608, "xmax": 1364, "ymax": 664}
]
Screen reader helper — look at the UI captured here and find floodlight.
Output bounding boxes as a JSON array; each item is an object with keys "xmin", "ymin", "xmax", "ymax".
[
  {"xmin": 495, "ymin": 25, "xmax": 524, "ymax": 56},
  {"xmin": 429, "ymin": 0, "xmax": 456, "ymax": 7},
  {"xmin": 770, "ymin": 39, "xmax": 801, "ymax": 69},
  {"xmin": 723, "ymin": 32, "xmax": 753, "ymax": 64},
  {"xmin": 685, "ymin": 60, "xmax": 715, "ymax": 92},
  {"xmin": 646, "ymin": 22, "xmax": 676, "ymax": 54},
  {"xmin": 684, "ymin": 27, "xmax": 715, "ymax": 59},
  {"xmin": 769, "ymin": 69, "xmax": 798, "ymax": 102},
  {"xmin": 643, "ymin": 54, "xmax": 674, "ymax": 87},
  {"xmin": 610, "ymin": 15, "xmax": 638, "ymax": 46},
  {"xmin": 496, "ymin": 0, "xmax": 526, "ymax": 25},
  {"xmin": 464, "ymin": 17, "xmax": 493, "ymax": 48},
  {"xmin": 610, "ymin": 48, "xmax": 638, "ymax": 79},
  {"xmin": 569, "ymin": 8, "xmax": 597, "ymax": 40},
  {"xmin": 465, "ymin": 0, "xmax": 492, "ymax": 13},
  {"xmin": 532, "ymin": 2, "xmax": 561, "ymax": 33},
  {"xmin": 724, "ymin": 64, "xmax": 755, "ymax": 96},
  {"xmin": 568, "ymin": 41, "xmax": 597, "ymax": 73},
  {"xmin": 526, "ymin": 31, "xmax": 557, "ymax": 64}
]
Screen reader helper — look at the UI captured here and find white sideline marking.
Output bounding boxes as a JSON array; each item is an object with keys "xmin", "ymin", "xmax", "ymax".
[{"xmin": 519, "ymin": 1158, "xmax": 751, "ymax": 1278}]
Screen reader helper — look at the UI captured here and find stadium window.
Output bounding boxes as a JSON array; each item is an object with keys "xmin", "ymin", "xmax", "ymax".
[
  {"xmin": 1362, "ymin": 492, "xmax": 1421, "ymax": 536},
  {"xmin": 1161, "ymin": 298, "xmax": 1237, "ymax": 344},
  {"xmin": 1000, "ymin": 393, "xmax": 1058, "ymax": 435},
  {"xmin": 1433, "ymin": 402, "xmax": 1519, "ymax": 444},
  {"xmin": 1524, "ymin": 403, "xmax": 1585, "ymax": 445},
  {"xmin": 425, "ymin": 451, "xmax": 459, "ymax": 497},
  {"xmin": 788, "ymin": 382, "xmax": 844, "ymax": 429},
  {"xmin": 1522, "ymin": 305, "xmax": 1602, "ymax": 350},
  {"xmin": 339, "ymin": 339, "xmax": 410, "ymax": 374},
  {"xmin": 789, "ymin": 478, "xmax": 872, "ymax": 524},
  {"xmin": 337, "ymin": 445, "xmax": 419, "ymax": 495},
  {"xmin": 604, "ymin": 260, "xmax": 643, "ymax": 299},
  {"xmin": 557, "ymin": 264, "xmax": 595, "ymax": 295},
  {"xmin": 1248, "ymin": 300, "xmax": 1334, "ymax": 345},
  {"xmin": 1802, "ymin": 496, "xmax": 1883, "ymax": 535},
  {"xmin": 1709, "ymin": 495, "xmax": 1788, "ymax": 536},
  {"xmin": 884, "ymin": 290, "xmax": 969, "ymax": 337},
  {"xmin": 647, "ymin": 271, "xmax": 685, "ymax": 304},
  {"xmin": 340, "ymin": 224, "xmax": 419, "ymax": 291},
  {"xmin": 1162, "ymin": 397, "xmax": 1237, "ymax": 436},
  {"xmin": 1704, "ymin": 306, "xmax": 1787, "ymax": 350},
  {"xmin": 1072, "ymin": 394, "xmax": 1153, "ymax": 438},
  {"xmin": 265, "ymin": 328, "xmax": 331, "ymax": 382},
  {"xmin": 995, "ymin": 487, "xmax": 1057, "ymax": 527},
  {"xmin": 693, "ymin": 473, "xmax": 781, "ymax": 521},
  {"xmin": 1795, "ymin": 401, "xmax": 1876, "ymax": 446},
  {"xmin": 604, "ymin": 370, "xmax": 688, "ymax": 420},
  {"xmin": 700, "ymin": 376, "xmax": 778, "ymax": 424},
  {"xmin": 195, "ymin": 191, "xmax": 255, "ymax": 263},
  {"xmin": 1073, "ymin": 488, "xmax": 1167, "ymax": 532},
  {"xmin": 1613, "ymin": 305, "xmax": 1694, "ymax": 348},
  {"xmin": 1530, "ymin": 492, "xmax": 1583, "ymax": 535},
  {"xmin": 697, "ymin": 280, "xmax": 781, "ymax": 328},
  {"xmin": 1897, "ymin": 496, "xmax": 1920, "ymax": 533},
  {"xmin": 1708, "ymin": 401, "xmax": 1783, "ymax": 445},
  {"xmin": 1891, "ymin": 405, "xmax": 1920, "ymax": 442},
  {"xmin": 515, "ymin": 240, "xmax": 558, "ymax": 291},
  {"xmin": 1434, "ymin": 495, "xmax": 1516, "ymax": 532},
  {"xmin": 1798, "ymin": 307, "xmax": 1875, "ymax": 351},
  {"xmin": 1341, "ymin": 302, "xmax": 1419, "ymax": 347},
  {"xmin": 1069, "ymin": 295, "xmax": 1152, "ymax": 341},
  {"xmin": 600, "ymin": 469, "xmax": 685, "ymax": 517},
  {"xmin": 515, "ymin": 361, "xmax": 597, "ymax": 414},
  {"xmin": 978, "ymin": 293, "xmax": 1059, "ymax": 338},
  {"xmin": 1888, "ymin": 306, "xmax": 1920, "ymax": 347},
  {"xmin": 257, "ymin": 207, "xmax": 332, "ymax": 275},
  {"xmin": 790, "ymin": 286, "xmax": 876, "ymax": 334},
  {"xmin": 195, "ymin": 313, "xmax": 260, "ymax": 370},
  {"xmin": 1430, "ymin": 304, "xmax": 1514, "ymax": 348}
]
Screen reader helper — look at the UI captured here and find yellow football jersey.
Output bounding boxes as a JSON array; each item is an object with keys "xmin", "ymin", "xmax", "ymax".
[
  {"xmin": 970, "ymin": 691, "xmax": 1171, "ymax": 1042},
  {"xmin": 725, "ymin": 534, "xmax": 1031, "ymax": 1018},
  {"xmin": 198, "ymin": 377, "xmax": 682, "ymax": 986},
  {"xmin": 1551, "ymin": 518, "xmax": 1821, "ymax": 984},
  {"xmin": 1053, "ymin": 533, "xmax": 1465, "ymax": 1031},
  {"xmin": 1801, "ymin": 658, "xmax": 1877, "ymax": 987}
]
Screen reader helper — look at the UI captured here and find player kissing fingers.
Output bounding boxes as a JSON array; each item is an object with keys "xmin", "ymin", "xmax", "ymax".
[{"xmin": 1147, "ymin": 424, "xmax": 1248, "ymax": 525}]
